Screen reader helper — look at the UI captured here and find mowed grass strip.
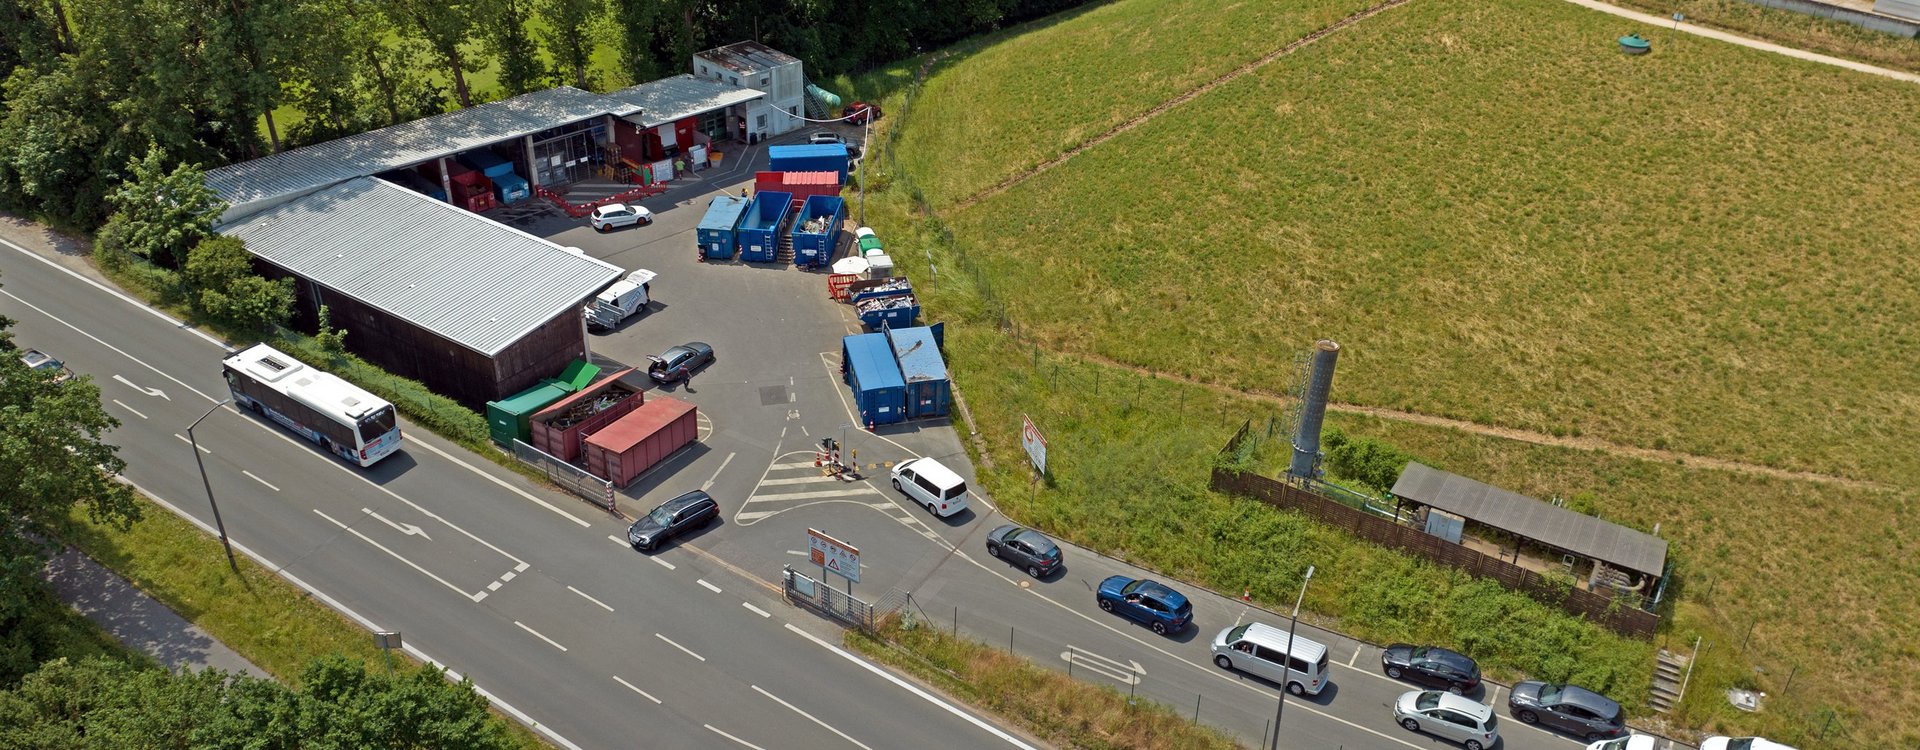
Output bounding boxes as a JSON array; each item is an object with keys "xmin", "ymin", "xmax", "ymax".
[
  {"xmin": 938, "ymin": 0, "xmax": 1920, "ymax": 486},
  {"xmin": 1610, "ymin": 0, "xmax": 1920, "ymax": 74},
  {"xmin": 895, "ymin": 0, "xmax": 1383, "ymax": 208},
  {"xmin": 847, "ymin": 617, "xmax": 1243, "ymax": 750}
]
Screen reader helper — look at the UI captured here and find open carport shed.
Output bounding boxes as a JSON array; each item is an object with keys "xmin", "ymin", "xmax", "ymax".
[
  {"xmin": 1390, "ymin": 462, "xmax": 1669, "ymax": 591},
  {"xmin": 224, "ymin": 177, "xmax": 622, "ymax": 409},
  {"xmin": 606, "ymin": 74, "xmax": 765, "ymax": 149}
]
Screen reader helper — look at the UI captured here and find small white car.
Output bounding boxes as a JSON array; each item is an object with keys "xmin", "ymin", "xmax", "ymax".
[
  {"xmin": 590, "ymin": 203, "xmax": 653, "ymax": 232},
  {"xmin": 1393, "ymin": 690, "xmax": 1499, "ymax": 750},
  {"xmin": 1700, "ymin": 738, "xmax": 1797, "ymax": 750},
  {"xmin": 1587, "ymin": 736, "xmax": 1659, "ymax": 750},
  {"xmin": 808, "ymin": 131, "xmax": 845, "ymax": 145}
]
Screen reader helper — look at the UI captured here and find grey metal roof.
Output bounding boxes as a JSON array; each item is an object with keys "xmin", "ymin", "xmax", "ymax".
[
  {"xmin": 696, "ymin": 41, "xmax": 799, "ymax": 74},
  {"xmin": 1390, "ymin": 462, "xmax": 1669, "ymax": 577},
  {"xmin": 607, "ymin": 74, "xmax": 766, "ymax": 128},
  {"xmin": 206, "ymin": 86, "xmax": 638, "ymax": 214},
  {"xmin": 223, "ymin": 177, "xmax": 621, "ymax": 357}
]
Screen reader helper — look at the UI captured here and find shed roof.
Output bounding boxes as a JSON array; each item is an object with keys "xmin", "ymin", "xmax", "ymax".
[
  {"xmin": 1390, "ymin": 462, "xmax": 1669, "ymax": 577},
  {"xmin": 223, "ymin": 177, "xmax": 622, "ymax": 357},
  {"xmin": 207, "ymin": 86, "xmax": 637, "ymax": 218},
  {"xmin": 607, "ymin": 74, "xmax": 765, "ymax": 128},
  {"xmin": 697, "ymin": 196, "xmax": 749, "ymax": 231},
  {"xmin": 843, "ymin": 334, "xmax": 904, "ymax": 390},
  {"xmin": 586, "ymin": 397, "xmax": 696, "ymax": 452},
  {"xmin": 887, "ymin": 327, "xmax": 947, "ymax": 383},
  {"xmin": 696, "ymin": 41, "xmax": 800, "ymax": 74}
]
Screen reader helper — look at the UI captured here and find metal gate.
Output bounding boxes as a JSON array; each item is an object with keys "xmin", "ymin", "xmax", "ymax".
[
  {"xmin": 782, "ymin": 566, "xmax": 905, "ymax": 632},
  {"xmin": 511, "ymin": 439, "xmax": 614, "ymax": 511}
]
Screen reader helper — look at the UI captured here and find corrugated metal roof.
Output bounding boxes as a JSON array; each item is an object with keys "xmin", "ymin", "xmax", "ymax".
[
  {"xmin": 207, "ymin": 86, "xmax": 638, "ymax": 215},
  {"xmin": 887, "ymin": 327, "xmax": 947, "ymax": 384},
  {"xmin": 842, "ymin": 334, "xmax": 904, "ymax": 389},
  {"xmin": 607, "ymin": 74, "xmax": 765, "ymax": 128},
  {"xmin": 696, "ymin": 41, "xmax": 799, "ymax": 74},
  {"xmin": 586, "ymin": 397, "xmax": 696, "ymax": 452},
  {"xmin": 223, "ymin": 177, "xmax": 621, "ymax": 357},
  {"xmin": 1389, "ymin": 462, "xmax": 1670, "ymax": 577}
]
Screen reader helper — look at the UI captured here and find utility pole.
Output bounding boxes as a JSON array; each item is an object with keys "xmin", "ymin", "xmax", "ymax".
[
  {"xmin": 1271, "ymin": 565, "xmax": 1314, "ymax": 748},
  {"xmin": 188, "ymin": 399, "xmax": 239, "ymax": 573}
]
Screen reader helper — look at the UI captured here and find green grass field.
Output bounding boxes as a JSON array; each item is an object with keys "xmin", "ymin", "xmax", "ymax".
[
  {"xmin": 868, "ymin": 0, "xmax": 1920, "ymax": 743},
  {"xmin": 1612, "ymin": 0, "xmax": 1920, "ymax": 74},
  {"xmin": 894, "ymin": 0, "xmax": 1383, "ymax": 207}
]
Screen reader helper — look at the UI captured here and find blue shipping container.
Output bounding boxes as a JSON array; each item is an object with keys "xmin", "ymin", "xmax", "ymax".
[
  {"xmin": 492, "ymin": 172, "xmax": 530, "ymax": 203},
  {"xmin": 458, "ymin": 150, "xmax": 519, "ymax": 179},
  {"xmin": 842, "ymin": 334, "xmax": 905, "ymax": 426},
  {"xmin": 789, "ymin": 195, "xmax": 845, "ymax": 268},
  {"xmin": 738, "ymin": 191, "xmax": 793, "ymax": 263},
  {"xmin": 697, "ymin": 196, "xmax": 749, "ymax": 259},
  {"xmin": 768, "ymin": 144, "xmax": 850, "ymax": 184},
  {"xmin": 886, "ymin": 327, "xmax": 951, "ymax": 419}
]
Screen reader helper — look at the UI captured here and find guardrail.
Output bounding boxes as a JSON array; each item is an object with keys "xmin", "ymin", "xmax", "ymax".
[
  {"xmin": 510, "ymin": 439, "xmax": 614, "ymax": 511},
  {"xmin": 782, "ymin": 566, "xmax": 907, "ymax": 632}
]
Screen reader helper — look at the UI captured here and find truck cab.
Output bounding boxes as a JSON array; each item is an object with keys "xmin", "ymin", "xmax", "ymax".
[{"xmin": 585, "ymin": 269, "xmax": 657, "ymax": 332}]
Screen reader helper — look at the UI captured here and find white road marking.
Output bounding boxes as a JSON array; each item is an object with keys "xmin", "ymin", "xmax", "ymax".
[
  {"xmin": 698, "ymin": 579, "xmax": 723, "ymax": 594},
  {"xmin": 758, "ymin": 475, "xmax": 846, "ymax": 487},
  {"xmin": 515, "ymin": 621, "xmax": 568, "ymax": 651},
  {"xmin": 752, "ymin": 685, "xmax": 875, "ymax": 750},
  {"xmin": 702, "ymin": 451, "xmax": 736, "ymax": 491},
  {"xmin": 114, "ymin": 478, "xmax": 587, "ymax": 750},
  {"xmin": 0, "ymin": 289, "xmax": 223, "ymax": 403},
  {"xmin": 1061, "ymin": 647, "xmax": 1144, "ymax": 685},
  {"xmin": 785, "ymin": 549, "xmax": 809, "ymax": 556},
  {"xmin": 650, "ymin": 556, "xmax": 676, "ymax": 570},
  {"xmin": 501, "ymin": 570, "xmax": 516, "ymax": 581},
  {"xmin": 704, "ymin": 725, "xmax": 769, "ymax": 750},
  {"xmin": 111, "ymin": 374, "xmax": 170, "ymax": 400},
  {"xmin": 362, "ymin": 508, "xmax": 431, "ymax": 540},
  {"xmin": 769, "ymin": 461, "xmax": 825, "ymax": 470},
  {"xmin": 487, "ymin": 581, "xmax": 502, "ymax": 591},
  {"xmin": 569, "ymin": 586, "xmax": 615, "ymax": 612},
  {"xmin": 110, "ymin": 399, "xmax": 148, "ymax": 420},
  {"xmin": 750, "ymin": 487, "xmax": 883, "ymax": 502},
  {"xmin": 174, "ymin": 433, "xmax": 212, "ymax": 454},
  {"xmin": 240, "ymin": 470, "xmax": 279, "ymax": 491},
  {"xmin": 800, "ymin": 425, "xmax": 809, "ymax": 436},
  {"xmin": 655, "ymin": 633, "xmax": 705, "ymax": 661},
  {"xmin": 0, "ymin": 239, "xmax": 231, "ymax": 351},
  {"xmin": 313, "ymin": 509, "xmax": 486, "ymax": 602},
  {"xmin": 1351, "ymin": 646, "xmax": 1362, "ymax": 666},
  {"xmin": 608, "ymin": 534, "xmax": 629, "ymax": 547},
  {"xmin": 612, "ymin": 675, "xmax": 660, "ymax": 704},
  {"xmin": 742, "ymin": 602, "xmax": 771, "ymax": 618},
  {"xmin": 402, "ymin": 436, "xmax": 591, "ymax": 528},
  {"xmin": 785, "ymin": 623, "xmax": 1041, "ymax": 750}
]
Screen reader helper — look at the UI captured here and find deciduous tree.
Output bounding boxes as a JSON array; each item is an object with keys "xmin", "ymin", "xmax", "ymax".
[{"xmin": 536, "ymin": 0, "xmax": 603, "ymax": 89}]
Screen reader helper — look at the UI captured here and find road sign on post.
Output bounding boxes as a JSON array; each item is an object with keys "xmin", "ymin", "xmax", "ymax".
[
  {"xmin": 807, "ymin": 528, "xmax": 861, "ymax": 584},
  {"xmin": 1021, "ymin": 414, "xmax": 1047, "ymax": 474}
]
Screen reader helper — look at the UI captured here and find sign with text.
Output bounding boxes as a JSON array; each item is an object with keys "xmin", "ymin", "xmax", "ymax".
[
  {"xmin": 1022, "ymin": 414, "xmax": 1048, "ymax": 475},
  {"xmin": 807, "ymin": 528, "xmax": 861, "ymax": 583}
]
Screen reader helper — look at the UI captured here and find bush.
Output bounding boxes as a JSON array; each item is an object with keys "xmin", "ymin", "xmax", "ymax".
[
  {"xmin": 273, "ymin": 334, "xmax": 491, "ymax": 452},
  {"xmin": 101, "ymin": 148, "xmax": 223, "ymax": 268},
  {"xmin": 1323, "ymin": 426, "xmax": 1416, "ymax": 495},
  {"xmin": 183, "ymin": 236, "xmax": 292, "ymax": 333}
]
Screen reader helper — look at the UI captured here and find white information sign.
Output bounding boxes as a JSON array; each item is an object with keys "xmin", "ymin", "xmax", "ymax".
[
  {"xmin": 1022, "ymin": 414, "xmax": 1048, "ymax": 475},
  {"xmin": 807, "ymin": 528, "xmax": 861, "ymax": 584}
]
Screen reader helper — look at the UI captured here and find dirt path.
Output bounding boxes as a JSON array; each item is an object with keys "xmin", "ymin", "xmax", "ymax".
[
  {"xmin": 951, "ymin": 0, "xmax": 1415, "ymax": 212},
  {"xmin": 1062, "ymin": 347, "xmax": 1895, "ymax": 492}
]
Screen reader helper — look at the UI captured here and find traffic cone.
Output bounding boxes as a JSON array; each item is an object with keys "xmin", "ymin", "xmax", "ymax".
[{"xmin": 1242, "ymin": 590, "xmax": 1251, "ymax": 603}]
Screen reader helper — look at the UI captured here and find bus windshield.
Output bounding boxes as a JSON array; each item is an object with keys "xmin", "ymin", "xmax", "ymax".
[{"xmin": 357, "ymin": 406, "xmax": 398, "ymax": 444}]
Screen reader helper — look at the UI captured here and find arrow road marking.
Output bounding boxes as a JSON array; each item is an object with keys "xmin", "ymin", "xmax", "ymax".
[
  {"xmin": 314, "ymin": 509, "xmax": 483, "ymax": 602},
  {"xmin": 112, "ymin": 374, "xmax": 171, "ymax": 400},
  {"xmin": 1061, "ymin": 646, "xmax": 1144, "ymax": 685},
  {"xmin": 362, "ymin": 508, "xmax": 431, "ymax": 540}
]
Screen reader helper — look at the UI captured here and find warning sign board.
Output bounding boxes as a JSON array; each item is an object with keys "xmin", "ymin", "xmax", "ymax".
[{"xmin": 807, "ymin": 528, "xmax": 861, "ymax": 584}]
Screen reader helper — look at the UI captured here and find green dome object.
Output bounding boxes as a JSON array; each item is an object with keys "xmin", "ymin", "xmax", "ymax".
[{"xmin": 1619, "ymin": 34, "xmax": 1651, "ymax": 54}]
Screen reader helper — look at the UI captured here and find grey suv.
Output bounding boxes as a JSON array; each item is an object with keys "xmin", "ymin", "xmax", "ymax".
[{"xmin": 984, "ymin": 525, "xmax": 1063, "ymax": 578}]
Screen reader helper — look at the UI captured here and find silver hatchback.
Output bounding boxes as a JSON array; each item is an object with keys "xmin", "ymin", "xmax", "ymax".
[{"xmin": 1393, "ymin": 690, "xmax": 1499, "ymax": 750}]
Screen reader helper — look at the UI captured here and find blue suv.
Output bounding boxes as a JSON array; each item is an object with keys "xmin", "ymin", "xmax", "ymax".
[{"xmin": 1096, "ymin": 576, "xmax": 1192, "ymax": 635}]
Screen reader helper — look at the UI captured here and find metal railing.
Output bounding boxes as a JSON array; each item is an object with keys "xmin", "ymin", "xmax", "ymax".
[
  {"xmin": 510, "ymin": 439, "xmax": 614, "ymax": 511},
  {"xmin": 782, "ymin": 566, "xmax": 905, "ymax": 633}
]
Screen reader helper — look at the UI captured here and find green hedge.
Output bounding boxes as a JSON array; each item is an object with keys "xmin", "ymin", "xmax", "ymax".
[{"xmin": 272, "ymin": 333, "xmax": 491, "ymax": 454}]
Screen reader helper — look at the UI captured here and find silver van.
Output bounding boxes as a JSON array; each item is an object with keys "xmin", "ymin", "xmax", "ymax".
[{"xmin": 1210, "ymin": 622, "xmax": 1330, "ymax": 695}]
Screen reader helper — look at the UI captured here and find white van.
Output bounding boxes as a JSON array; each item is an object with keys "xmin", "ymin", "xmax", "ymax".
[
  {"xmin": 891, "ymin": 457, "xmax": 969, "ymax": 518},
  {"xmin": 585, "ymin": 269, "xmax": 656, "ymax": 331},
  {"xmin": 1209, "ymin": 621, "xmax": 1330, "ymax": 696}
]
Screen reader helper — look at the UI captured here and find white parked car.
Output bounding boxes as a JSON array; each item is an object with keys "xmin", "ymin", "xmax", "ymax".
[
  {"xmin": 1700, "ymin": 738, "xmax": 1797, "ymax": 750},
  {"xmin": 808, "ymin": 131, "xmax": 845, "ymax": 145},
  {"xmin": 1587, "ymin": 736, "xmax": 1658, "ymax": 750},
  {"xmin": 590, "ymin": 203, "xmax": 653, "ymax": 232},
  {"xmin": 891, "ymin": 457, "xmax": 969, "ymax": 518},
  {"xmin": 1392, "ymin": 690, "xmax": 1499, "ymax": 750}
]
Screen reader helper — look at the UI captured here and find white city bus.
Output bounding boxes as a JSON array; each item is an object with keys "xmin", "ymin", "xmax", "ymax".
[{"xmin": 221, "ymin": 344, "xmax": 402, "ymax": 467}]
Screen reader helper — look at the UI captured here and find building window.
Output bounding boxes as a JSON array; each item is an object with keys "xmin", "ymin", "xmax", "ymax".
[
  {"xmin": 730, "ymin": 76, "xmax": 739, "ymax": 85},
  {"xmin": 761, "ymin": 76, "xmax": 769, "ymax": 86},
  {"xmin": 756, "ymin": 114, "xmax": 766, "ymax": 128}
]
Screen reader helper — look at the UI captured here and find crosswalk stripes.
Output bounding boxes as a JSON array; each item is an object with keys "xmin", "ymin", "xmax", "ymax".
[{"xmin": 733, "ymin": 453, "xmax": 884, "ymax": 525}]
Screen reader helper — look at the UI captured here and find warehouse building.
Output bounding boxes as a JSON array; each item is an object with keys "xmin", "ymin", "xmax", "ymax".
[
  {"xmin": 694, "ymin": 41, "xmax": 806, "ymax": 141},
  {"xmin": 223, "ymin": 178, "xmax": 622, "ymax": 408}
]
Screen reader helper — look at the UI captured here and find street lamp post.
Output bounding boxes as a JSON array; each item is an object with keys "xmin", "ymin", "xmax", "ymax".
[
  {"xmin": 189, "ymin": 399, "xmax": 239, "ymax": 573},
  {"xmin": 1270, "ymin": 565, "xmax": 1314, "ymax": 749}
]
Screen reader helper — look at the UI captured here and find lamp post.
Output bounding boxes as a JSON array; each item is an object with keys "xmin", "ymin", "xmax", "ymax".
[
  {"xmin": 1270, "ymin": 565, "xmax": 1314, "ymax": 749},
  {"xmin": 189, "ymin": 399, "xmax": 239, "ymax": 573}
]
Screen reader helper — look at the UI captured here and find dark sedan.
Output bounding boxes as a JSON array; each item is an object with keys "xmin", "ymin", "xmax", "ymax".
[
  {"xmin": 984, "ymin": 525, "xmax": 1063, "ymax": 578},
  {"xmin": 628, "ymin": 490, "xmax": 719, "ymax": 551},
  {"xmin": 1381, "ymin": 644, "xmax": 1481, "ymax": 694},
  {"xmin": 647, "ymin": 342, "xmax": 713, "ymax": 382},
  {"xmin": 1096, "ymin": 576, "xmax": 1191, "ymax": 636},
  {"xmin": 1508, "ymin": 681, "xmax": 1626, "ymax": 741}
]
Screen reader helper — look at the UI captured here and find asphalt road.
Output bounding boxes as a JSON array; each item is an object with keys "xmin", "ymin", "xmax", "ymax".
[{"xmin": 0, "ymin": 236, "xmax": 1038, "ymax": 750}]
